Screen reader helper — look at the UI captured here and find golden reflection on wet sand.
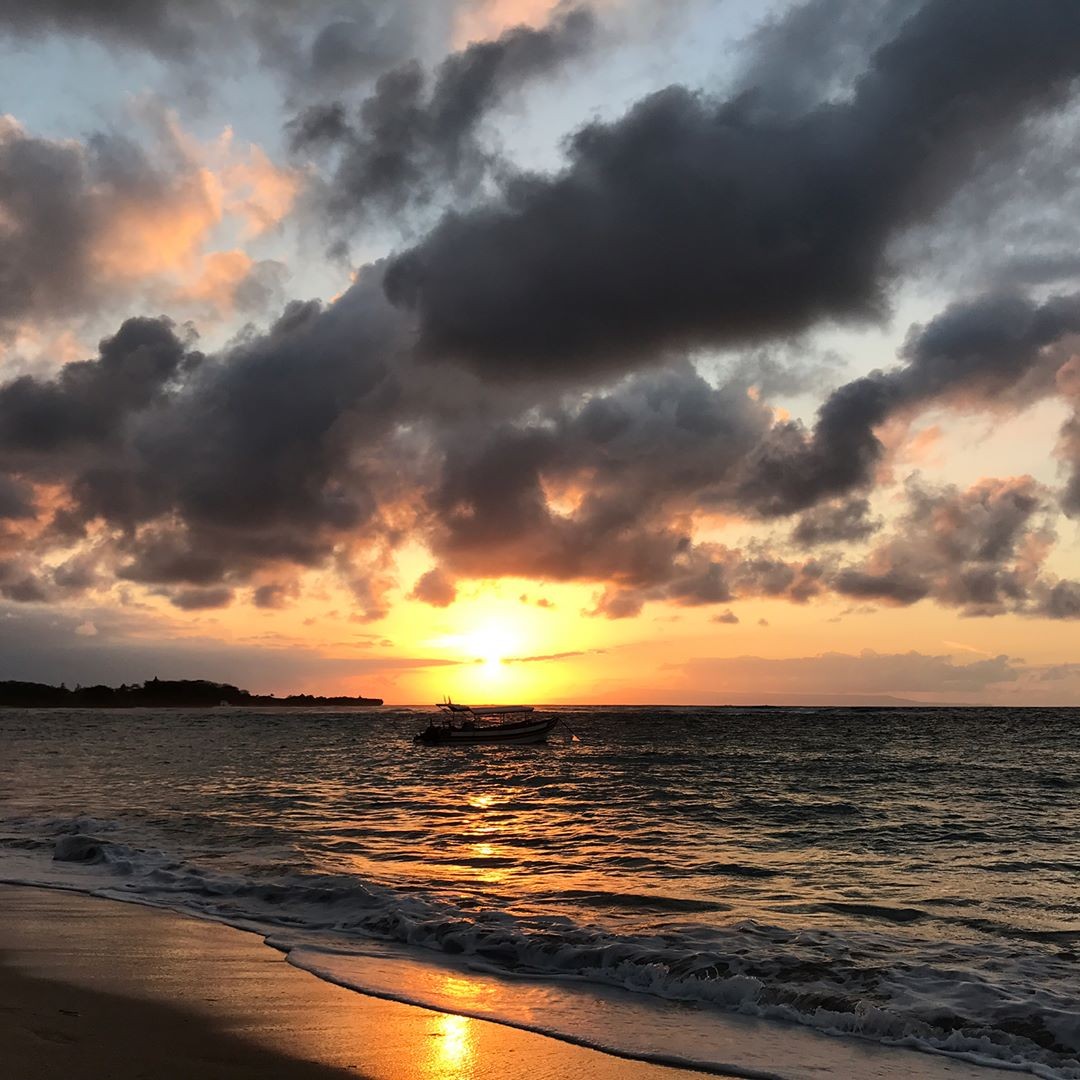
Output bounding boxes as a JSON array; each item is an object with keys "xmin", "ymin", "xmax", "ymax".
[
  {"xmin": 419, "ymin": 972, "xmax": 507, "ymax": 1078},
  {"xmin": 425, "ymin": 1013, "xmax": 475, "ymax": 1077}
]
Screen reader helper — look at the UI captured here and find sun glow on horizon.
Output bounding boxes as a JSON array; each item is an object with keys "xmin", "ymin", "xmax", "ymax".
[{"xmin": 430, "ymin": 616, "xmax": 523, "ymax": 668}]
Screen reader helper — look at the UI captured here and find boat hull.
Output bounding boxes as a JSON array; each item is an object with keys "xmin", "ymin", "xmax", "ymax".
[{"xmin": 414, "ymin": 716, "xmax": 557, "ymax": 745}]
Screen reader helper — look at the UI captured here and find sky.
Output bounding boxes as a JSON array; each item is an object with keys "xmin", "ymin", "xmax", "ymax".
[{"xmin": 1, "ymin": 0, "xmax": 1079, "ymax": 706}]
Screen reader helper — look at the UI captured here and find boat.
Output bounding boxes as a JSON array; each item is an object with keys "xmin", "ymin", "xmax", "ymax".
[{"xmin": 414, "ymin": 701, "xmax": 558, "ymax": 745}]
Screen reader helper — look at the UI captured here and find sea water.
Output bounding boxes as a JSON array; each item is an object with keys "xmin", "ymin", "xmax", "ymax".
[{"xmin": 0, "ymin": 706, "xmax": 1077, "ymax": 1077}]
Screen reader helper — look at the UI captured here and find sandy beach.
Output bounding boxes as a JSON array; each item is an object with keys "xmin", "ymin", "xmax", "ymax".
[{"xmin": 0, "ymin": 885, "xmax": 719, "ymax": 1080}]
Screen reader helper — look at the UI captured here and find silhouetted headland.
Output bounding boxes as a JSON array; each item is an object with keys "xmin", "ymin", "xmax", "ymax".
[{"xmin": 0, "ymin": 678, "xmax": 382, "ymax": 708}]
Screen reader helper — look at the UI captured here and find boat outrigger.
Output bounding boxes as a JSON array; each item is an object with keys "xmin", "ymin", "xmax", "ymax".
[{"xmin": 414, "ymin": 701, "xmax": 558, "ymax": 745}]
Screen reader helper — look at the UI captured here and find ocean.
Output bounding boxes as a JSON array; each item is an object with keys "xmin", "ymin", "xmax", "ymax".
[{"xmin": 1, "ymin": 706, "xmax": 1077, "ymax": 1078}]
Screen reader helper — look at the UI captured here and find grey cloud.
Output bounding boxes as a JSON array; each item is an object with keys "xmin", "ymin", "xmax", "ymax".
[
  {"xmin": 0, "ymin": 121, "xmax": 219, "ymax": 332},
  {"xmin": 1037, "ymin": 580, "xmax": 1080, "ymax": 619},
  {"xmin": 832, "ymin": 476, "xmax": 1080, "ymax": 618},
  {"xmin": 585, "ymin": 548, "xmax": 826, "ymax": 621},
  {"xmin": 792, "ymin": 498, "xmax": 881, "ymax": 547},
  {"xmin": 169, "ymin": 586, "xmax": 234, "ymax": 610},
  {"xmin": 233, "ymin": 260, "xmax": 290, "ymax": 315},
  {"xmin": 0, "ymin": 1, "xmax": 450, "ymax": 96},
  {"xmin": 733, "ymin": 0, "xmax": 922, "ymax": 117},
  {"xmin": 833, "ymin": 567, "xmax": 929, "ymax": 605},
  {"xmin": 0, "ymin": 559, "xmax": 49, "ymax": 603},
  {"xmin": 0, "ymin": 317, "xmax": 200, "ymax": 470},
  {"xmin": 386, "ymin": 0, "xmax": 1080, "ymax": 379},
  {"xmin": 252, "ymin": 582, "xmax": 295, "ymax": 609},
  {"xmin": 0, "ymin": 270, "xmax": 411, "ymax": 606},
  {"xmin": 51, "ymin": 551, "xmax": 102, "ymax": 594},
  {"xmin": 426, "ymin": 365, "xmax": 780, "ymax": 595},
  {"xmin": 1061, "ymin": 406, "xmax": 1080, "ymax": 516},
  {"xmin": 740, "ymin": 291, "xmax": 1080, "ymax": 515},
  {"xmin": 0, "ymin": 0, "xmax": 219, "ymax": 57},
  {"xmin": 3, "ymin": 279, "xmax": 1077, "ymax": 626},
  {"xmin": 116, "ymin": 530, "xmax": 229, "ymax": 587},
  {"xmin": 290, "ymin": 4, "xmax": 596, "ymax": 229},
  {"xmin": 0, "ymin": 475, "xmax": 34, "ymax": 519}
]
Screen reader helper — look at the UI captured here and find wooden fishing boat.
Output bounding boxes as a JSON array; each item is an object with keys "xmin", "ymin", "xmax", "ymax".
[{"xmin": 414, "ymin": 701, "xmax": 557, "ymax": 745}]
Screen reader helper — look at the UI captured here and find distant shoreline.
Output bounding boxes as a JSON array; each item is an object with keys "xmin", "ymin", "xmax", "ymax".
[
  {"xmin": 0, "ymin": 678, "xmax": 382, "ymax": 709},
  {"xmin": 0, "ymin": 702, "xmax": 385, "ymax": 709}
]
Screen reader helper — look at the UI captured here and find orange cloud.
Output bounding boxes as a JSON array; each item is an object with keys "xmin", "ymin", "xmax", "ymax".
[
  {"xmin": 86, "ymin": 108, "xmax": 298, "ymax": 309},
  {"xmin": 220, "ymin": 137, "xmax": 301, "ymax": 237},
  {"xmin": 92, "ymin": 165, "xmax": 223, "ymax": 283},
  {"xmin": 453, "ymin": 0, "xmax": 566, "ymax": 44}
]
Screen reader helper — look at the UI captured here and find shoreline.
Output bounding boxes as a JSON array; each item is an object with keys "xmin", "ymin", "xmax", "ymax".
[
  {"xmin": 0, "ymin": 884, "xmax": 718, "ymax": 1080},
  {"xmin": 0, "ymin": 883, "xmax": 1019, "ymax": 1080}
]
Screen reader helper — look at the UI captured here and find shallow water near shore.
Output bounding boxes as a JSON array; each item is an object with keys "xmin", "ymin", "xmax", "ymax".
[{"xmin": 1, "ymin": 706, "xmax": 1077, "ymax": 1077}]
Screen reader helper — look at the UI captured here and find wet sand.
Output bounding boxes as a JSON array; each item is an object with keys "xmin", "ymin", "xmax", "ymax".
[{"xmin": 0, "ymin": 885, "xmax": 716, "ymax": 1080}]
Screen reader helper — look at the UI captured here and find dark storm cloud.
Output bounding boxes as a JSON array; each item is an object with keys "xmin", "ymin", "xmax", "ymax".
[
  {"xmin": 3, "ymin": 278, "xmax": 1077, "ymax": 622},
  {"xmin": 71, "ymin": 275, "xmax": 413, "ymax": 602},
  {"xmin": 832, "ymin": 567, "xmax": 929, "ymax": 605},
  {"xmin": 0, "ymin": 317, "xmax": 200, "ymax": 466},
  {"xmin": 0, "ymin": 475, "xmax": 33, "ymax": 519},
  {"xmin": 289, "ymin": 4, "xmax": 596, "ymax": 227},
  {"xmin": 385, "ymin": 0, "xmax": 1080, "ymax": 379},
  {"xmin": 739, "ymin": 291, "xmax": 1080, "ymax": 515},
  {"xmin": 271, "ymin": 2, "xmax": 438, "ymax": 97},
  {"xmin": 115, "ymin": 529, "xmax": 229, "ymax": 587},
  {"xmin": 426, "ymin": 364, "xmax": 775, "ymax": 584},
  {"xmin": 0, "ymin": 270, "xmax": 413, "ymax": 609},
  {"xmin": 733, "ymin": 0, "xmax": 922, "ymax": 116}
]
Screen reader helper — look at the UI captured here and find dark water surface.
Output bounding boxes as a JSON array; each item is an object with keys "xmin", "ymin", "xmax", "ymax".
[{"xmin": 1, "ymin": 706, "xmax": 1077, "ymax": 1076}]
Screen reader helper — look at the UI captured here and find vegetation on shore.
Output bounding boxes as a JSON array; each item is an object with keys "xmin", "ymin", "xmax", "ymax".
[{"xmin": 0, "ymin": 678, "xmax": 382, "ymax": 708}]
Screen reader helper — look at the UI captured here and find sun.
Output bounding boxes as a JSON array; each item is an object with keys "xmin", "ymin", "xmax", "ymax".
[
  {"xmin": 429, "ymin": 615, "xmax": 525, "ymax": 672},
  {"xmin": 463, "ymin": 622, "xmax": 513, "ymax": 668},
  {"xmin": 419, "ymin": 591, "xmax": 573, "ymax": 702}
]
